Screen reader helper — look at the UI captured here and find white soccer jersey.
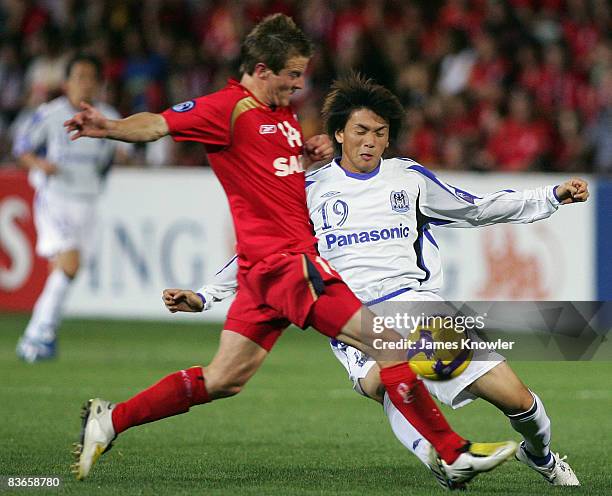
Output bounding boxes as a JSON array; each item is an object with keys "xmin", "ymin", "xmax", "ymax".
[
  {"xmin": 199, "ymin": 157, "xmax": 562, "ymax": 305},
  {"xmin": 305, "ymin": 157, "xmax": 561, "ymax": 303},
  {"xmin": 13, "ymin": 96, "xmax": 124, "ymax": 199}
]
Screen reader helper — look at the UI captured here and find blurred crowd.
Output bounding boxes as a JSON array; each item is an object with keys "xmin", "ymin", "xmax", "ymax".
[{"xmin": 0, "ymin": 0, "xmax": 610, "ymax": 172}]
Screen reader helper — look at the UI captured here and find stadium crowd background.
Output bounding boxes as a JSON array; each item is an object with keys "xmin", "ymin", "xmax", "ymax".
[{"xmin": 0, "ymin": 0, "xmax": 609, "ymax": 172}]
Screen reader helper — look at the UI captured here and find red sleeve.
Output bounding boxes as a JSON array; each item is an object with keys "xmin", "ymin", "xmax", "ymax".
[{"xmin": 161, "ymin": 93, "xmax": 232, "ymax": 147}]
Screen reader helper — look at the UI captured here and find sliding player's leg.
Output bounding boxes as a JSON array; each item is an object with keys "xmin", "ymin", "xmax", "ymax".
[
  {"xmin": 332, "ymin": 307, "xmax": 472, "ymax": 461},
  {"xmin": 352, "ymin": 356, "xmax": 454, "ymax": 487},
  {"xmin": 467, "ymin": 362, "xmax": 579, "ymax": 485},
  {"xmin": 330, "ymin": 342, "xmax": 431, "ymax": 464},
  {"xmin": 311, "ymin": 295, "xmax": 515, "ymax": 487},
  {"xmin": 331, "ymin": 340, "xmax": 467, "ymax": 489}
]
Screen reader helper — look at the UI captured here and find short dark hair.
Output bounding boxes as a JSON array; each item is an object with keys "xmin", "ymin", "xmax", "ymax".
[
  {"xmin": 322, "ymin": 73, "xmax": 405, "ymax": 151},
  {"xmin": 65, "ymin": 53, "xmax": 103, "ymax": 79},
  {"xmin": 239, "ymin": 14, "xmax": 313, "ymax": 75}
]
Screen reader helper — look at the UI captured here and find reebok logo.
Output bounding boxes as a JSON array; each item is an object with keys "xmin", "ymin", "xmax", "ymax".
[
  {"xmin": 259, "ymin": 125, "xmax": 277, "ymax": 135},
  {"xmin": 397, "ymin": 383, "xmax": 414, "ymax": 404}
]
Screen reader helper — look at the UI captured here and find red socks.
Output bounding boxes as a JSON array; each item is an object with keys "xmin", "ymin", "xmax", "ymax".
[
  {"xmin": 380, "ymin": 363, "xmax": 466, "ymax": 464},
  {"xmin": 112, "ymin": 367, "xmax": 210, "ymax": 434}
]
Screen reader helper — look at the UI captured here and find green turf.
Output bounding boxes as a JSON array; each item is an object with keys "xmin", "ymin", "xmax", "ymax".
[{"xmin": 0, "ymin": 314, "xmax": 610, "ymax": 495}]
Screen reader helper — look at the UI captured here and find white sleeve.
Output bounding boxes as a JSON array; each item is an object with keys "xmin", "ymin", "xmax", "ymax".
[
  {"xmin": 12, "ymin": 107, "xmax": 49, "ymax": 157},
  {"xmin": 195, "ymin": 255, "xmax": 239, "ymax": 311},
  {"xmin": 409, "ymin": 165, "xmax": 561, "ymax": 228}
]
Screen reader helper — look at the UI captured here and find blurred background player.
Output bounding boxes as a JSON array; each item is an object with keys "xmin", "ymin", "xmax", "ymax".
[
  {"xmin": 13, "ymin": 54, "xmax": 131, "ymax": 362},
  {"xmin": 188, "ymin": 74, "xmax": 586, "ymax": 486}
]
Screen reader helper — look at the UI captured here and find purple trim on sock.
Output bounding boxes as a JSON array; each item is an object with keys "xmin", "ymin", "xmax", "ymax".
[{"xmin": 524, "ymin": 445, "xmax": 552, "ymax": 467}]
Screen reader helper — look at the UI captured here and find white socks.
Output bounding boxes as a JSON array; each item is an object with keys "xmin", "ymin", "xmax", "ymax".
[
  {"xmin": 383, "ymin": 392, "xmax": 431, "ymax": 466},
  {"xmin": 508, "ymin": 391, "xmax": 552, "ymax": 465},
  {"xmin": 23, "ymin": 269, "xmax": 72, "ymax": 343}
]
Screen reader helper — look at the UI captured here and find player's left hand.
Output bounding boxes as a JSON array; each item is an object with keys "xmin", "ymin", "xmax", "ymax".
[
  {"xmin": 555, "ymin": 178, "xmax": 590, "ymax": 205},
  {"xmin": 304, "ymin": 134, "xmax": 334, "ymax": 165},
  {"xmin": 162, "ymin": 288, "xmax": 204, "ymax": 313}
]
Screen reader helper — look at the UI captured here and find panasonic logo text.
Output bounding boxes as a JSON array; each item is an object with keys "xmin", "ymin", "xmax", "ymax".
[{"xmin": 325, "ymin": 224, "xmax": 410, "ymax": 249}]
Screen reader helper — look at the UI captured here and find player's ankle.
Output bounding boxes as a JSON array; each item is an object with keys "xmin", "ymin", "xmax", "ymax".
[{"xmin": 438, "ymin": 437, "xmax": 469, "ymax": 464}]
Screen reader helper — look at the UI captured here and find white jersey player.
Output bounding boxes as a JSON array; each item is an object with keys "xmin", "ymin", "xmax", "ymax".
[
  {"xmin": 14, "ymin": 54, "xmax": 130, "ymax": 362},
  {"xmin": 166, "ymin": 75, "xmax": 586, "ymax": 487}
]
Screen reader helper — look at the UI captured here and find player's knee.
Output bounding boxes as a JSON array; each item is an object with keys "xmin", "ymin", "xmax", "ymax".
[
  {"xmin": 503, "ymin": 385, "xmax": 535, "ymax": 415},
  {"xmin": 358, "ymin": 365, "xmax": 384, "ymax": 403},
  {"xmin": 518, "ymin": 387, "xmax": 536, "ymax": 412},
  {"xmin": 63, "ymin": 266, "xmax": 79, "ymax": 279},
  {"xmin": 55, "ymin": 252, "xmax": 80, "ymax": 278},
  {"xmin": 65, "ymin": 259, "xmax": 80, "ymax": 278}
]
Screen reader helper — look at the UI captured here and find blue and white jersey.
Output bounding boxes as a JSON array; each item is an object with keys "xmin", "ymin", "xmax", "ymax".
[
  {"xmin": 199, "ymin": 157, "xmax": 561, "ymax": 304},
  {"xmin": 13, "ymin": 96, "xmax": 126, "ymax": 199},
  {"xmin": 305, "ymin": 157, "xmax": 560, "ymax": 303}
]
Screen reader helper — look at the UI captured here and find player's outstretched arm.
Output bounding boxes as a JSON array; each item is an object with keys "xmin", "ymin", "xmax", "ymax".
[
  {"xmin": 162, "ymin": 289, "xmax": 204, "ymax": 313},
  {"xmin": 554, "ymin": 177, "xmax": 589, "ymax": 204},
  {"xmin": 195, "ymin": 255, "xmax": 239, "ymax": 311},
  {"xmin": 163, "ymin": 253, "xmax": 240, "ymax": 313},
  {"xmin": 410, "ymin": 165, "xmax": 590, "ymax": 228},
  {"xmin": 64, "ymin": 102, "xmax": 169, "ymax": 143}
]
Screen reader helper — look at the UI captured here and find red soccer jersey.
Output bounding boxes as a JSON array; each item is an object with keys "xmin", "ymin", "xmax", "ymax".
[{"xmin": 162, "ymin": 80, "xmax": 317, "ymax": 268}]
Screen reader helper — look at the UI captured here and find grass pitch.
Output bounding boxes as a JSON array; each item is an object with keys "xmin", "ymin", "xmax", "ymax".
[{"xmin": 0, "ymin": 314, "xmax": 610, "ymax": 495}]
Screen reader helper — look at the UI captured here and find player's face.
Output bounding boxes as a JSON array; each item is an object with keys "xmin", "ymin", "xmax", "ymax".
[
  {"xmin": 336, "ymin": 108, "xmax": 390, "ymax": 174},
  {"xmin": 265, "ymin": 56, "xmax": 309, "ymax": 107},
  {"xmin": 65, "ymin": 61, "xmax": 100, "ymax": 107}
]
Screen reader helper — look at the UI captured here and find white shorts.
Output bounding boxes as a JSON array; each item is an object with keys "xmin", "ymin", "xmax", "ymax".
[
  {"xmin": 33, "ymin": 189, "xmax": 97, "ymax": 259},
  {"xmin": 330, "ymin": 290, "xmax": 505, "ymax": 409}
]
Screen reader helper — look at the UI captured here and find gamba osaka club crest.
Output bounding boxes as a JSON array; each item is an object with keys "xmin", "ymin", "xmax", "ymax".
[
  {"xmin": 390, "ymin": 190, "xmax": 410, "ymax": 212},
  {"xmin": 172, "ymin": 100, "xmax": 195, "ymax": 112}
]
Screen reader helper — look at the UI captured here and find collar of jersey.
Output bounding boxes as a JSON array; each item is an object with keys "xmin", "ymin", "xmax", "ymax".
[
  {"xmin": 228, "ymin": 78, "xmax": 284, "ymax": 111},
  {"xmin": 334, "ymin": 157, "xmax": 381, "ymax": 180}
]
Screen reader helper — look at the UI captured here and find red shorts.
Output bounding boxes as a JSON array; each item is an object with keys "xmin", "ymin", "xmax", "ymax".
[{"xmin": 224, "ymin": 252, "xmax": 362, "ymax": 351}]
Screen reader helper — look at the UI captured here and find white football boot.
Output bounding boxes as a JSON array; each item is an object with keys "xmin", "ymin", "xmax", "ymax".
[
  {"xmin": 515, "ymin": 442, "xmax": 580, "ymax": 486},
  {"xmin": 425, "ymin": 445, "xmax": 467, "ymax": 490},
  {"xmin": 429, "ymin": 441, "xmax": 518, "ymax": 486},
  {"xmin": 72, "ymin": 398, "xmax": 116, "ymax": 480}
]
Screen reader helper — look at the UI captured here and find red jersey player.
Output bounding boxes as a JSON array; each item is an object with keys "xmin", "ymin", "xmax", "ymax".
[{"xmin": 65, "ymin": 15, "xmax": 516, "ymax": 487}]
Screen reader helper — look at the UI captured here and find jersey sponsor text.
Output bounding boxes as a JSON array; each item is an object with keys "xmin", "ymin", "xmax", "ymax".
[
  {"xmin": 273, "ymin": 155, "xmax": 305, "ymax": 177},
  {"xmin": 324, "ymin": 224, "xmax": 410, "ymax": 249}
]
